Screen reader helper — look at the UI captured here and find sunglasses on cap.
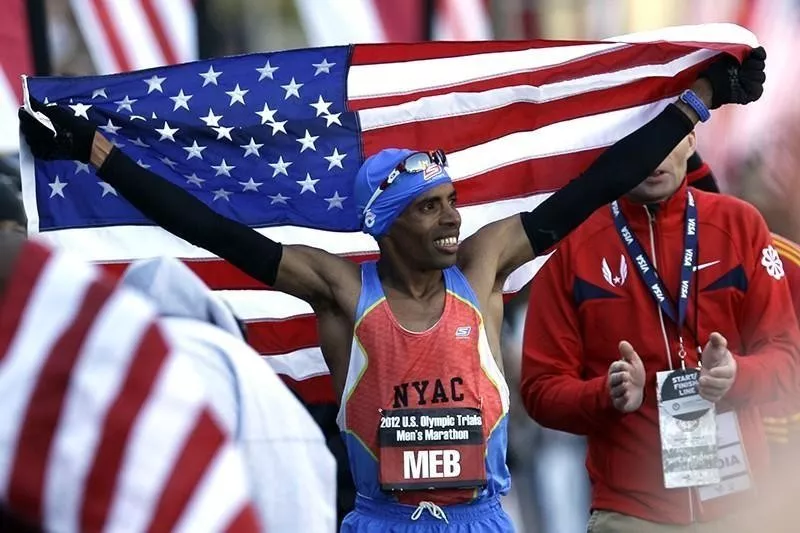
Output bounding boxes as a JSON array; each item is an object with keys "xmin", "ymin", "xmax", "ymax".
[{"xmin": 361, "ymin": 149, "xmax": 448, "ymax": 223}]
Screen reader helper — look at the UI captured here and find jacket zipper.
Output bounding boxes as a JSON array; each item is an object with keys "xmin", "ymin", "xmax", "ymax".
[
  {"xmin": 645, "ymin": 207, "xmax": 695, "ymax": 523},
  {"xmin": 645, "ymin": 208, "xmax": 674, "ymax": 370}
]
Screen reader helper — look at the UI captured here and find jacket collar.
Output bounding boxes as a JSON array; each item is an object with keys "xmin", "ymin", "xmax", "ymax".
[{"xmin": 616, "ymin": 178, "xmax": 690, "ymax": 231}]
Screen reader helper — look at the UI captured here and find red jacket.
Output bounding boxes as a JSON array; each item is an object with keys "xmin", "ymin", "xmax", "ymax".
[
  {"xmin": 760, "ymin": 233, "xmax": 800, "ymax": 441},
  {"xmin": 520, "ymin": 181, "xmax": 800, "ymax": 525}
]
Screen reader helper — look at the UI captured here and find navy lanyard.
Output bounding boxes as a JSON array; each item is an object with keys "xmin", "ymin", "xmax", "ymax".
[{"xmin": 610, "ymin": 191, "xmax": 697, "ymax": 368}]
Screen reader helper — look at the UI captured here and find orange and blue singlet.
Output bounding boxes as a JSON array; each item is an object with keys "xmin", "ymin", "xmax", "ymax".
[{"xmin": 337, "ymin": 261, "xmax": 513, "ymax": 531}]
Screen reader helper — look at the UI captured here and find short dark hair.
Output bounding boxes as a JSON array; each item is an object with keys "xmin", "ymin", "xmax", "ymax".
[{"xmin": 686, "ymin": 151, "xmax": 720, "ymax": 193}]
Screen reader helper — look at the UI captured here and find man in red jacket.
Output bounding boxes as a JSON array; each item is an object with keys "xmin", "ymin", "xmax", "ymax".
[{"xmin": 520, "ymin": 129, "xmax": 800, "ymax": 532}]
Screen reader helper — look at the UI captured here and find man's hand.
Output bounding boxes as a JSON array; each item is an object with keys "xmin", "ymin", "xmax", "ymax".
[
  {"xmin": 18, "ymin": 97, "xmax": 97, "ymax": 163},
  {"xmin": 608, "ymin": 341, "xmax": 646, "ymax": 413},
  {"xmin": 700, "ymin": 46, "xmax": 767, "ymax": 109},
  {"xmin": 699, "ymin": 332, "xmax": 738, "ymax": 402}
]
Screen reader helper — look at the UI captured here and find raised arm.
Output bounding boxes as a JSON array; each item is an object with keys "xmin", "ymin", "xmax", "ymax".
[
  {"xmin": 19, "ymin": 100, "xmax": 358, "ymax": 306},
  {"xmin": 462, "ymin": 48, "xmax": 766, "ymax": 291}
]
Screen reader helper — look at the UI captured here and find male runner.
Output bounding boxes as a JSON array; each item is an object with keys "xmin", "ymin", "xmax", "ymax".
[{"xmin": 19, "ymin": 49, "xmax": 766, "ymax": 531}]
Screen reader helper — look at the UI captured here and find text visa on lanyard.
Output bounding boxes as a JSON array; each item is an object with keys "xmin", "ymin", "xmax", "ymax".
[{"xmin": 610, "ymin": 191, "xmax": 697, "ymax": 369}]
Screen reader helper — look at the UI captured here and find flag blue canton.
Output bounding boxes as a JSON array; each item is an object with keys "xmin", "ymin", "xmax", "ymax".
[{"xmin": 26, "ymin": 45, "xmax": 364, "ymax": 232}]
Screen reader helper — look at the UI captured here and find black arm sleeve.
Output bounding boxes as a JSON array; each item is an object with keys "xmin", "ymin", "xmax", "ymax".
[
  {"xmin": 521, "ymin": 103, "xmax": 695, "ymax": 255},
  {"xmin": 97, "ymin": 147, "xmax": 283, "ymax": 286}
]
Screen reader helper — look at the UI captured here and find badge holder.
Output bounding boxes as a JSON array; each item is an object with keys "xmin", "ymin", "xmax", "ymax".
[
  {"xmin": 656, "ymin": 357, "xmax": 719, "ymax": 489},
  {"xmin": 697, "ymin": 409, "xmax": 753, "ymax": 501}
]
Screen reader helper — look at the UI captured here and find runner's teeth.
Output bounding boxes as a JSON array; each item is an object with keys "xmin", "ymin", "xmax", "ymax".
[{"xmin": 434, "ymin": 237, "xmax": 458, "ymax": 247}]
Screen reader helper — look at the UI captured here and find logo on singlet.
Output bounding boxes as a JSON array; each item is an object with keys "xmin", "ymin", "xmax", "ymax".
[{"xmin": 455, "ymin": 326, "xmax": 471, "ymax": 338}]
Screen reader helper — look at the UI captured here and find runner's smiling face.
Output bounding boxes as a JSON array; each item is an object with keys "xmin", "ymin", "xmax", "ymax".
[
  {"xmin": 626, "ymin": 132, "xmax": 697, "ymax": 204},
  {"xmin": 383, "ymin": 183, "xmax": 462, "ymax": 270}
]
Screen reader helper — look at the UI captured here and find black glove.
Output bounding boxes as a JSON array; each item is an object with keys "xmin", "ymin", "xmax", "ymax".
[
  {"xmin": 18, "ymin": 97, "xmax": 97, "ymax": 163},
  {"xmin": 701, "ymin": 46, "xmax": 767, "ymax": 109}
]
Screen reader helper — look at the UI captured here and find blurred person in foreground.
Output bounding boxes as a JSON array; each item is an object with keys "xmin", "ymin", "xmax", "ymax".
[
  {"xmin": 119, "ymin": 255, "xmax": 338, "ymax": 533},
  {"xmin": 687, "ymin": 152, "xmax": 800, "ymax": 532},
  {"xmin": 20, "ymin": 46, "xmax": 765, "ymax": 532},
  {"xmin": 520, "ymin": 47, "xmax": 800, "ymax": 533},
  {"xmin": 0, "ymin": 229, "xmax": 260, "ymax": 530}
]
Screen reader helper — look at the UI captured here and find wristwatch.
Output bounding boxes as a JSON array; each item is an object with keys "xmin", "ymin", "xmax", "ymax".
[{"xmin": 679, "ymin": 89, "xmax": 711, "ymax": 122}]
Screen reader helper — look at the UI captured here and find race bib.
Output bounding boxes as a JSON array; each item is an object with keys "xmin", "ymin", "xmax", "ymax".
[{"xmin": 378, "ymin": 407, "xmax": 487, "ymax": 492}]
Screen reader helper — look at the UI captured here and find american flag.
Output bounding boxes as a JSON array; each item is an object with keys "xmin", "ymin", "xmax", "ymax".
[
  {"xmin": 20, "ymin": 23, "xmax": 755, "ymax": 404},
  {"xmin": 0, "ymin": 239, "xmax": 259, "ymax": 532}
]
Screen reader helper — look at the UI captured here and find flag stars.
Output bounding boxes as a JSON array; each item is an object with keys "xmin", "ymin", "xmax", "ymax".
[
  {"xmin": 185, "ymin": 173, "xmax": 205, "ymax": 187},
  {"xmin": 48, "ymin": 176, "xmax": 67, "ymax": 198},
  {"xmin": 268, "ymin": 120, "xmax": 288, "ymax": 136},
  {"xmin": 322, "ymin": 112, "xmax": 342, "ymax": 127},
  {"xmin": 324, "ymin": 148, "xmax": 347, "ymax": 170},
  {"xmin": 99, "ymin": 119, "xmax": 121, "ymax": 135},
  {"xmin": 255, "ymin": 103, "xmax": 277, "ymax": 124},
  {"xmin": 183, "ymin": 140, "xmax": 207, "ymax": 160},
  {"xmin": 296, "ymin": 173, "xmax": 319, "ymax": 194},
  {"xmin": 213, "ymin": 125, "xmax": 234, "ymax": 141},
  {"xmin": 98, "ymin": 181, "xmax": 117, "ymax": 197},
  {"xmin": 69, "ymin": 103, "xmax": 92, "ymax": 119},
  {"xmin": 155, "ymin": 121, "xmax": 179, "ymax": 142},
  {"xmin": 268, "ymin": 156, "xmax": 292, "ymax": 177},
  {"xmin": 130, "ymin": 137, "xmax": 149, "ymax": 148},
  {"xmin": 325, "ymin": 191, "xmax": 347, "ymax": 210},
  {"xmin": 91, "ymin": 88, "xmax": 107, "ymax": 99},
  {"xmin": 200, "ymin": 108, "xmax": 223, "ymax": 127},
  {"xmin": 212, "ymin": 188, "xmax": 233, "ymax": 202},
  {"xmin": 256, "ymin": 60, "xmax": 279, "ymax": 81},
  {"xmin": 74, "ymin": 161, "xmax": 90, "ymax": 174},
  {"xmin": 144, "ymin": 74, "xmax": 166, "ymax": 94},
  {"xmin": 136, "ymin": 159, "xmax": 151, "ymax": 169},
  {"xmin": 110, "ymin": 138, "xmax": 126, "ymax": 149},
  {"xmin": 281, "ymin": 77, "xmax": 303, "ymax": 99},
  {"xmin": 269, "ymin": 192, "xmax": 289, "ymax": 205},
  {"xmin": 160, "ymin": 156, "xmax": 178, "ymax": 169},
  {"xmin": 199, "ymin": 65, "xmax": 222, "ymax": 87},
  {"xmin": 170, "ymin": 89, "xmax": 193, "ymax": 111},
  {"xmin": 225, "ymin": 84, "xmax": 249, "ymax": 106},
  {"xmin": 296, "ymin": 129, "xmax": 319, "ymax": 153},
  {"xmin": 211, "ymin": 159, "xmax": 236, "ymax": 177},
  {"xmin": 312, "ymin": 58, "xmax": 335, "ymax": 75},
  {"xmin": 114, "ymin": 95, "xmax": 137, "ymax": 113},
  {"xmin": 239, "ymin": 178, "xmax": 263, "ymax": 192},
  {"xmin": 310, "ymin": 95, "xmax": 332, "ymax": 116},
  {"xmin": 240, "ymin": 137, "xmax": 264, "ymax": 158}
]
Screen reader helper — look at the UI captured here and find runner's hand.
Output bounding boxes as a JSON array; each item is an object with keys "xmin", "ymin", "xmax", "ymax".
[{"xmin": 18, "ymin": 97, "xmax": 96, "ymax": 163}]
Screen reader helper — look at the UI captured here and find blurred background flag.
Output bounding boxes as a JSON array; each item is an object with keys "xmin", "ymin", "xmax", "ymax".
[
  {"xmin": 0, "ymin": 0, "xmax": 36, "ymax": 154},
  {"xmin": 294, "ymin": 0, "xmax": 493, "ymax": 46},
  {"xmin": 20, "ymin": 23, "xmax": 755, "ymax": 404},
  {"xmin": 69, "ymin": 0, "xmax": 197, "ymax": 74}
]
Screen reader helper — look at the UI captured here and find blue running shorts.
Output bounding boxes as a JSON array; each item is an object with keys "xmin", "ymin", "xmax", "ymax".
[{"xmin": 340, "ymin": 494, "xmax": 515, "ymax": 533}]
